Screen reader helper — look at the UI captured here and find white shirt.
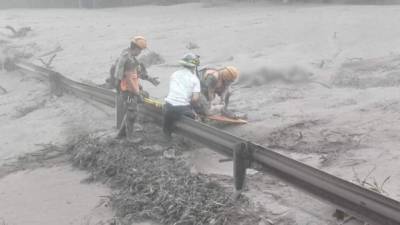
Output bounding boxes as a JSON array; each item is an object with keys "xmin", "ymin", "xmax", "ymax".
[{"xmin": 165, "ymin": 68, "xmax": 201, "ymax": 106}]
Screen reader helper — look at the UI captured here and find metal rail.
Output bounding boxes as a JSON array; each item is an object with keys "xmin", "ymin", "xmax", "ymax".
[{"xmin": 14, "ymin": 60, "xmax": 400, "ymax": 225}]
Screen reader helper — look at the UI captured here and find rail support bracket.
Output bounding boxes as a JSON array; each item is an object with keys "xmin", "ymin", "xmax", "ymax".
[{"xmin": 233, "ymin": 142, "xmax": 251, "ymax": 191}]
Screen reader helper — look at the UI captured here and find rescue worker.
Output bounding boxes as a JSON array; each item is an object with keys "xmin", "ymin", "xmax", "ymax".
[
  {"xmin": 114, "ymin": 36, "xmax": 158, "ymax": 142},
  {"xmin": 197, "ymin": 66, "xmax": 240, "ymax": 118},
  {"xmin": 111, "ymin": 36, "xmax": 160, "ymax": 93},
  {"xmin": 163, "ymin": 53, "xmax": 201, "ymax": 139}
]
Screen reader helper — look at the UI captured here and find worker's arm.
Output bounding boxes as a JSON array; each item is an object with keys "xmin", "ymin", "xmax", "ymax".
[
  {"xmin": 192, "ymin": 76, "xmax": 201, "ymax": 103},
  {"xmin": 223, "ymin": 91, "xmax": 231, "ymax": 109},
  {"xmin": 191, "ymin": 92, "xmax": 202, "ymax": 120},
  {"xmin": 218, "ymin": 86, "xmax": 229, "ymax": 104},
  {"xmin": 192, "ymin": 92, "xmax": 200, "ymax": 102},
  {"xmin": 208, "ymin": 89, "xmax": 215, "ymax": 102},
  {"xmin": 114, "ymin": 54, "xmax": 128, "ymax": 81},
  {"xmin": 138, "ymin": 63, "xmax": 160, "ymax": 86},
  {"xmin": 204, "ymin": 74, "xmax": 218, "ymax": 101}
]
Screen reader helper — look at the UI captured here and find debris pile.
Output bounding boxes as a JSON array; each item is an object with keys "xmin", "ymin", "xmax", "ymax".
[{"xmin": 69, "ymin": 135, "xmax": 265, "ymax": 225}]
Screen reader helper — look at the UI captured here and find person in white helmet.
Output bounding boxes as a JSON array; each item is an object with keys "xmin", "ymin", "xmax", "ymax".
[{"xmin": 163, "ymin": 53, "xmax": 201, "ymax": 139}]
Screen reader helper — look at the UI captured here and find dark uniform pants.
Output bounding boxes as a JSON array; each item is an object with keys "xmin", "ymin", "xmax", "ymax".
[
  {"xmin": 117, "ymin": 92, "xmax": 138, "ymax": 138},
  {"xmin": 163, "ymin": 102, "xmax": 195, "ymax": 138},
  {"xmin": 193, "ymin": 94, "xmax": 210, "ymax": 116}
]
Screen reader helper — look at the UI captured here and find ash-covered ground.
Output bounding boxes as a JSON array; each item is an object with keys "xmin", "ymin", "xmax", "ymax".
[{"xmin": 1, "ymin": 2, "xmax": 400, "ymax": 225}]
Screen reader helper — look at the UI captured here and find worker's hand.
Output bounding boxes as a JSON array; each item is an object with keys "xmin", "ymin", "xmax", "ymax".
[
  {"xmin": 193, "ymin": 111, "xmax": 202, "ymax": 122},
  {"xmin": 149, "ymin": 77, "xmax": 160, "ymax": 86},
  {"xmin": 209, "ymin": 104, "xmax": 224, "ymax": 115},
  {"xmin": 139, "ymin": 90, "xmax": 150, "ymax": 98},
  {"xmin": 210, "ymin": 98, "xmax": 223, "ymax": 106},
  {"xmin": 136, "ymin": 91, "xmax": 146, "ymax": 103},
  {"xmin": 219, "ymin": 97, "xmax": 225, "ymax": 105},
  {"xmin": 137, "ymin": 94, "xmax": 144, "ymax": 103}
]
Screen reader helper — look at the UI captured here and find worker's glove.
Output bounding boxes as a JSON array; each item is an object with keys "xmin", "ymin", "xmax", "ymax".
[
  {"xmin": 138, "ymin": 90, "xmax": 150, "ymax": 103},
  {"xmin": 140, "ymin": 90, "xmax": 150, "ymax": 98},
  {"xmin": 149, "ymin": 77, "xmax": 160, "ymax": 86},
  {"xmin": 136, "ymin": 93, "xmax": 144, "ymax": 103},
  {"xmin": 194, "ymin": 112, "xmax": 202, "ymax": 122},
  {"xmin": 209, "ymin": 104, "xmax": 224, "ymax": 115},
  {"xmin": 210, "ymin": 98, "xmax": 223, "ymax": 107},
  {"xmin": 137, "ymin": 95, "xmax": 144, "ymax": 103}
]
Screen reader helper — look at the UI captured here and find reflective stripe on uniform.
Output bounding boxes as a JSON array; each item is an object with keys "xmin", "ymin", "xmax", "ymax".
[{"xmin": 120, "ymin": 72, "xmax": 139, "ymax": 92}]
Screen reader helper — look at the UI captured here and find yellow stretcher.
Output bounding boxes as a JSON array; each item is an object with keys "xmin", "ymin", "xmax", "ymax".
[{"xmin": 143, "ymin": 97, "xmax": 164, "ymax": 108}]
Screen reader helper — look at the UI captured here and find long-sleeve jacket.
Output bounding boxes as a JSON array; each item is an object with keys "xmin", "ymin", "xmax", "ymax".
[{"xmin": 114, "ymin": 48, "xmax": 151, "ymax": 82}]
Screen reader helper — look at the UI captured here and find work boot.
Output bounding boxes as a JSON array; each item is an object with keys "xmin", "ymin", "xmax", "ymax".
[{"xmin": 163, "ymin": 127, "xmax": 172, "ymax": 142}]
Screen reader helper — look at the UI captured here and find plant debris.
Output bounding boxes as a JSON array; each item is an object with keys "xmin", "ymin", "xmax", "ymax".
[
  {"xmin": 4, "ymin": 25, "xmax": 32, "ymax": 38},
  {"xmin": 69, "ymin": 135, "xmax": 265, "ymax": 225},
  {"xmin": 352, "ymin": 166, "xmax": 391, "ymax": 195}
]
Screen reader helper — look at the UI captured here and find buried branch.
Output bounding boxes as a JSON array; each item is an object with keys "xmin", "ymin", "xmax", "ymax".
[
  {"xmin": 4, "ymin": 25, "xmax": 32, "ymax": 38},
  {"xmin": 0, "ymin": 85, "xmax": 7, "ymax": 94},
  {"xmin": 38, "ymin": 54, "xmax": 57, "ymax": 69}
]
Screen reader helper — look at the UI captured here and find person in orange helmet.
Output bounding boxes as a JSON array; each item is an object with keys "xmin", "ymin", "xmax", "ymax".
[
  {"xmin": 111, "ymin": 36, "xmax": 160, "ymax": 89},
  {"xmin": 114, "ymin": 36, "xmax": 158, "ymax": 143},
  {"xmin": 197, "ymin": 66, "xmax": 240, "ymax": 117}
]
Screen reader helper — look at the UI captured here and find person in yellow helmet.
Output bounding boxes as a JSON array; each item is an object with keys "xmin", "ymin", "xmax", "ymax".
[
  {"xmin": 197, "ymin": 66, "xmax": 240, "ymax": 117},
  {"xmin": 163, "ymin": 53, "xmax": 201, "ymax": 139},
  {"xmin": 114, "ymin": 36, "xmax": 158, "ymax": 143}
]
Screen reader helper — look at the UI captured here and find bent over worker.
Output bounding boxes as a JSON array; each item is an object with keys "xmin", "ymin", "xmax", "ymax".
[
  {"xmin": 197, "ymin": 66, "xmax": 240, "ymax": 118},
  {"xmin": 163, "ymin": 53, "xmax": 201, "ymax": 139}
]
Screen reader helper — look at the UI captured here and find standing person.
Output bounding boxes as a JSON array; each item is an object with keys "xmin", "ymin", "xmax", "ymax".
[
  {"xmin": 197, "ymin": 66, "xmax": 240, "ymax": 117},
  {"xmin": 114, "ymin": 36, "xmax": 158, "ymax": 143},
  {"xmin": 163, "ymin": 53, "xmax": 201, "ymax": 140}
]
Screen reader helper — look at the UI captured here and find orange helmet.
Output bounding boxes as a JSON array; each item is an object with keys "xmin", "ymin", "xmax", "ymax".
[
  {"xmin": 220, "ymin": 66, "xmax": 240, "ymax": 81},
  {"xmin": 130, "ymin": 36, "xmax": 147, "ymax": 49}
]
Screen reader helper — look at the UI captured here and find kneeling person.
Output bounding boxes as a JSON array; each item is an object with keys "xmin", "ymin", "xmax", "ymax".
[{"xmin": 198, "ymin": 66, "xmax": 240, "ymax": 117}]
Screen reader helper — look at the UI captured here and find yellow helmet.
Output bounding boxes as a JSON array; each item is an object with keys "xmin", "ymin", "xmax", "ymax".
[
  {"xmin": 220, "ymin": 66, "xmax": 240, "ymax": 81},
  {"xmin": 179, "ymin": 53, "xmax": 200, "ymax": 68},
  {"xmin": 130, "ymin": 36, "xmax": 147, "ymax": 49}
]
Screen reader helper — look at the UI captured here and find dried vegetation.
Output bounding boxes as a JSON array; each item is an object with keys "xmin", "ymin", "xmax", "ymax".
[{"xmin": 69, "ymin": 135, "xmax": 266, "ymax": 225}]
